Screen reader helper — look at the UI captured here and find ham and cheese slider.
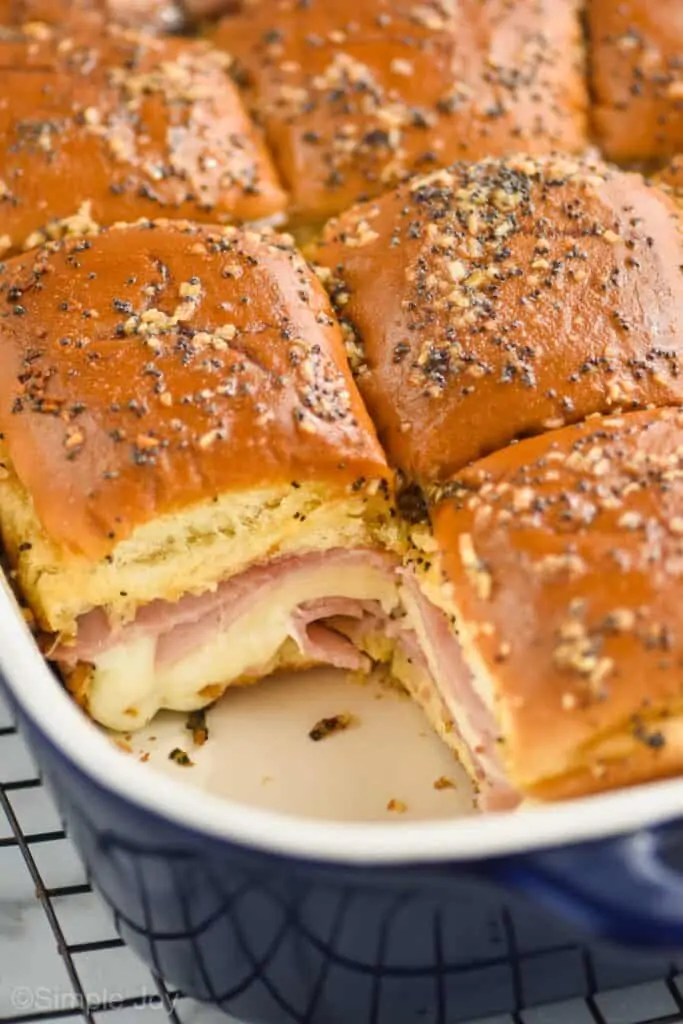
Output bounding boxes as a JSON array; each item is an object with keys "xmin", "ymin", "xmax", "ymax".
[
  {"xmin": 312, "ymin": 153, "xmax": 683, "ymax": 808},
  {"xmin": 0, "ymin": 220, "xmax": 400, "ymax": 732},
  {"xmin": 588, "ymin": 0, "xmax": 683, "ymax": 165},
  {"xmin": 211, "ymin": 0, "xmax": 589, "ymax": 231},
  {"xmin": 313, "ymin": 154, "xmax": 683, "ymax": 485},
  {"xmin": 0, "ymin": 20, "xmax": 286, "ymax": 259},
  {"xmin": 432, "ymin": 407, "xmax": 683, "ymax": 802}
]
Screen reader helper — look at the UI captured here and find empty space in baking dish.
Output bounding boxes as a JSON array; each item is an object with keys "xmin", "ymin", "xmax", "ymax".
[{"xmin": 118, "ymin": 667, "xmax": 474, "ymax": 823}]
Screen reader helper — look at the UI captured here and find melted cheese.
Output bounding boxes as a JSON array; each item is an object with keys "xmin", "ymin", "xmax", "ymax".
[{"xmin": 88, "ymin": 563, "xmax": 399, "ymax": 731}]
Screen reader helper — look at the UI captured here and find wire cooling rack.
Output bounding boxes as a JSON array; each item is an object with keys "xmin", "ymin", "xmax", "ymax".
[{"xmin": 2, "ymin": 687, "xmax": 683, "ymax": 1024}]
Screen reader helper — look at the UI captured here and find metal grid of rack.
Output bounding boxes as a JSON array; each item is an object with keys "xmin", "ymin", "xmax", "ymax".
[{"xmin": 2, "ymin": 688, "xmax": 683, "ymax": 1024}]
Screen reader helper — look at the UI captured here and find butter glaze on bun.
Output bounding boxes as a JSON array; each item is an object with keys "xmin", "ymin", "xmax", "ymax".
[
  {"xmin": 0, "ymin": 22, "xmax": 287, "ymax": 258},
  {"xmin": 432, "ymin": 407, "xmax": 683, "ymax": 801},
  {"xmin": 0, "ymin": 0, "xmax": 183, "ymax": 31},
  {"xmin": 588, "ymin": 0, "xmax": 683, "ymax": 166},
  {"xmin": 0, "ymin": 219, "xmax": 392, "ymax": 633},
  {"xmin": 0, "ymin": 1, "xmax": 100, "ymax": 27},
  {"xmin": 313, "ymin": 154, "xmax": 683, "ymax": 485},
  {"xmin": 212, "ymin": 0, "xmax": 588, "ymax": 228}
]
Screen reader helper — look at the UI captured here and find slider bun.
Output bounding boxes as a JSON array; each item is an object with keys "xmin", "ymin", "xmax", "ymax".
[
  {"xmin": 0, "ymin": 219, "xmax": 392, "ymax": 632},
  {"xmin": 183, "ymin": 0, "xmax": 243, "ymax": 19},
  {"xmin": 0, "ymin": 0, "xmax": 183, "ymax": 31},
  {"xmin": 0, "ymin": 1, "xmax": 100, "ymax": 27},
  {"xmin": 0, "ymin": 21, "xmax": 287, "ymax": 258},
  {"xmin": 588, "ymin": 0, "xmax": 683, "ymax": 164},
  {"xmin": 432, "ymin": 407, "xmax": 683, "ymax": 802},
  {"xmin": 314, "ymin": 154, "xmax": 683, "ymax": 485},
  {"xmin": 212, "ymin": 0, "xmax": 588, "ymax": 229},
  {"xmin": 104, "ymin": 0, "xmax": 187, "ymax": 30}
]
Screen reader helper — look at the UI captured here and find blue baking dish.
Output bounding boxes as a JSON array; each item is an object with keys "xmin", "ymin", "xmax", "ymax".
[{"xmin": 3, "ymin": 569, "xmax": 683, "ymax": 1024}]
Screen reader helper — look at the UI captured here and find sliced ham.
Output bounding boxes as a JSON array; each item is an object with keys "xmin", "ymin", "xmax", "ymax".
[
  {"xmin": 54, "ymin": 549, "xmax": 397, "ymax": 667},
  {"xmin": 296, "ymin": 623, "xmax": 370, "ymax": 672},
  {"xmin": 302, "ymin": 576, "xmax": 520, "ymax": 810},
  {"xmin": 398, "ymin": 570, "xmax": 520, "ymax": 810},
  {"xmin": 52, "ymin": 543, "xmax": 518, "ymax": 810},
  {"xmin": 290, "ymin": 598, "xmax": 384, "ymax": 672}
]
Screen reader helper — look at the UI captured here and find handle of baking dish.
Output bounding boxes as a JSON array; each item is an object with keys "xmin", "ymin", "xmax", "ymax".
[{"xmin": 492, "ymin": 825, "xmax": 683, "ymax": 949}]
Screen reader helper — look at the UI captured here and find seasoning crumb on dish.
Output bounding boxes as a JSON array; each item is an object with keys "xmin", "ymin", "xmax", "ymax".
[
  {"xmin": 169, "ymin": 747, "xmax": 194, "ymax": 767},
  {"xmin": 186, "ymin": 708, "xmax": 209, "ymax": 746},
  {"xmin": 433, "ymin": 776, "xmax": 456, "ymax": 791},
  {"xmin": 309, "ymin": 713, "xmax": 357, "ymax": 741},
  {"xmin": 387, "ymin": 799, "xmax": 407, "ymax": 814}
]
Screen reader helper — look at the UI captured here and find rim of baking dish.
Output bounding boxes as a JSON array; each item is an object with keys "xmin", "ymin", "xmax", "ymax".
[{"xmin": 2, "ymin": 577, "xmax": 681, "ymax": 865}]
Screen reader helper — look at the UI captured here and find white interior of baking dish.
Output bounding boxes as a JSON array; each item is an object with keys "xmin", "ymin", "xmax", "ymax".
[{"xmin": 1, "ymin": 569, "xmax": 682, "ymax": 865}]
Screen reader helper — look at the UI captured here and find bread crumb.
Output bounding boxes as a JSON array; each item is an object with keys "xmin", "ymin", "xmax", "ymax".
[
  {"xmin": 185, "ymin": 708, "xmax": 209, "ymax": 746},
  {"xmin": 168, "ymin": 747, "xmax": 194, "ymax": 766},
  {"xmin": 387, "ymin": 798, "xmax": 407, "ymax": 813},
  {"xmin": 309, "ymin": 713, "xmax": 357, "ymax": 741},
  {"xmin": 433, "ymin": 776, "xmax": 456, "ymax": 790}
]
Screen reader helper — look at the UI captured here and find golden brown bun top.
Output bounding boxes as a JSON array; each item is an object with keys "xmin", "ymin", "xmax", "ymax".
[
  {"xmin": 0, "ymin": 0, "xmax": 100, "ymax": 28},
  {"xmin": 314, "ymin": 154, "xmax": 683, "ymax": 485},
  {"xmin": 212, "ymin": 0, "xmax": 588, "ymax": 227},
  {"xmin": 0, "ymin": 21, "xmax": 287, "ymax": 258},
  {"xmin": 0, "ymin": 220, "xmax": 388, "ymax": 561},
  {"xmin": 0, "ymin": 0, "xmax": 183, "ymax": 31},
  {"xmin": 105, "ymin": 0, "xmax": 185, "ymax": 30},
  {"xmin": 588, "ymin": 0, "xmax": 683, "ymax": 165},
  {"xmin": 432, "ymin": 407, "xmax": 683, "ymax": 800}
]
